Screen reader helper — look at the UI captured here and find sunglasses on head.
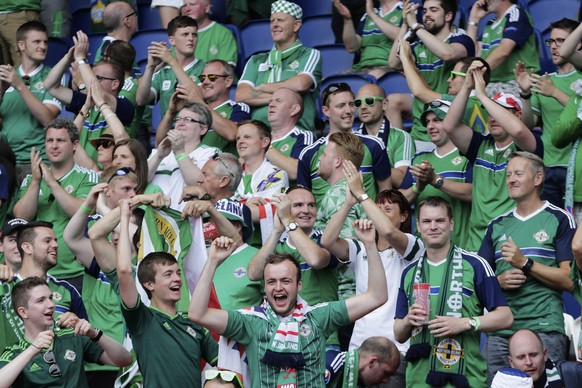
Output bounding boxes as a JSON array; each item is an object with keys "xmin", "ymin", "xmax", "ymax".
[
  {"xmin": 424, "ymin": 100, "xmax": 450, "ymax": 110},
  {"xmin": 43, "ymin": 350, "xmax": 62, "ymax": 377},
  {"xmin": 322, "ymin": 82, "xmax": 351, "ymax": 106},
  {"xmin": 107, "ymin": 167, "xmax": 135, "ymax": 183},
  {"xmin": 354, "ymin": 96, "xmax": 384, "ymax": 108},
  {"xmin": 198, "ymin": 74, "xmax": 229, "ymax": 82},
  {"xmin": 285, "ymin": 184, "xmax": 312, "ymax": 195},
  {"xmin": 212, "ymin": 152, "xmax": 235, "ymax": 179},
  {"xmin": 204, "ymin": 370, "xmax": 243, "ymax": 388}
]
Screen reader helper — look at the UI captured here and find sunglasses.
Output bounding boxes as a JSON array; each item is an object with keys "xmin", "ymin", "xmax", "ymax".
[
  {"xmin": 449, "ymin": 70, "xmax": 467, "ymax": 79},
  {"xmin": 22, "ymin": 75, "xmax": 30, "ymax": 86},
  {"xmin": 545, "ymin": 38, "xmax": 565, "ymax": 47},
  {"xmin": 212, "ymin": 152, "xmax": 235, "ymax": 179},
  {"xmin": 204, "ymin": 370, "xmax": 243, "ymax": 388},
  {"xmin": 95, "ymin": 140, "xmax": 114, "ymax": 149},
  {"xmin": 198, "ymin": 74, "xmax": 229, "ymax": 82},
  {"xmin": 321, "ymin": 82, "xmax": 351, "ymax": 106},
  {"xmin": 107, "ymin": 167, "xmax": 135, "ymax": 183},
  {"xmin": 43, "ymin": 350, "xmax": 62, "ymax": 377},
  {"xmin": 96, "ymin": 75, "xmax": 116, "ymax": 82},
  {"xmin": 173, "ymin": 116, "xmax": 205, "ymax": 125},
  {"xmin": 354, "ymin": 96, "xmax": 384, "ymax": 108}
]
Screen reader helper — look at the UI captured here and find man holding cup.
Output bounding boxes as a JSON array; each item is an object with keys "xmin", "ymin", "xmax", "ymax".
[{"xmin": 394, "ymin": 196, "xmax": 513, "ymax": 387}]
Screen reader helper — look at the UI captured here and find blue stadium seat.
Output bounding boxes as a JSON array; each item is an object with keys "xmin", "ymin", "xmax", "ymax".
[
  {"xmin": 224, "ymin": 24, "xmax": 243, "ymax": 75},
  {"xmin": 71, "ymin": 8, "xmax": 92, "ymax": 36},
  {"xmin": 210, "ymin": 0, "xmax": 228, "ymax": 24},
  {"xmin": 539, "ymin": 58, "xmax": 557, "ymax": 74},
  {"xmin": 138, "ymin": 4, "xmax": 163, "ymax": 31},
  {"xmin": 46, "ymin": 38, "xmax": 71, "ymax": 68},
  {"xmin": 239, "ymin": 19, "xmax": 272, "ymax": 62},
  {"xmin": 129, "ymin": 29, "xmax": 170, "ymax": 67},
  {"xmin": 299, "ymin": 15, "xmax": 335, "ymax": 47},
  {"xmin": 294, "ymin": 0, "xmax": 331, "ymax": 18},
  {"xmin": 527, "ymin": 0, "xmax": 581, "ymax": 32},
  {"xmin": 69, "ymin": 0, "xmax": 91, "ymax": 15},
  {"xmin": 316, "ymin": 44, "xmax": 354, "ymax": 79},
  {"xmin": 563, "ymin": 292, "xmax": 581, "ymax": 319},
  {"xmin": 377, "ymin": 72, "xmax": 411, "ymax": 95},
  {"xmin": 88, "ymin": 33, "xmax": 106, "ymax": 62}
]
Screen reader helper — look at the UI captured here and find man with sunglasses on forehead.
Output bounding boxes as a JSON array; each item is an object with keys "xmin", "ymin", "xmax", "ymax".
[
  {"xmin": 0, "ymin": 21, "xmax": 61, "ymax": 183},
  {"xmin": 354, "ymin": 84, "xmax": 415, "ymax": 188},
  {"xmin": 297, "ymin": 82, "xmax": 392, "ymax": 209},
  {"xmin": 235, "ymin": 0, "xmax": 322, "ymax": 131},
  {"xmin": 515, "ymin": 18, "xmax": 582, "ymax": 210},
  {"xmin": 204, "ymin": 369, "xmax": 243, "ymax": 388},
  {"xmin": 0, "ymin": 276, "xmax": 132, "ymax": 388}
]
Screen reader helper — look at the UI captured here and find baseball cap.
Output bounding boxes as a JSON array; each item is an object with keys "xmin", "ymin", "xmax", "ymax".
[
  {"xmin": 214, "ymin": 198, "xmax": 254, "ymax": 243},
  {"xmin": 491, "ymin": 368, "xmax": 533, "ymax": 388},
  {"xmin": 492, "ymin": 92, "xmax": 523, "ymax": 112},
  {"xmin": 271, "ymin": 0, "xmax": 302, "ymax": 20},
  {"xmin": 421, "ymin": 99, "xmax": 452, "ymax": 126},
  {"xmin": 0, "ymin": 218, "xmax": 28, "ymax": 239}
]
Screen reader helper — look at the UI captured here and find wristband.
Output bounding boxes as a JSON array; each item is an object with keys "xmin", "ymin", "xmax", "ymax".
[
  {"xmin": 521, "ymin": 257, "xmax": 534, "ymax": 273},
  {"xmin": 357, "ymin": 193, "xmax": 369, "ymax": 203},
  {"xmin": 80, "ymin": 205, "xmax": 93, "ymax": 214},
  {"xmin": 176, "ymin": 153, "xmax": 189, "ymax": 162},
  {"xmin": 410, "ymin": 23, "xmax": 424, "ymax": 33},
  {"xmin": 468, "ymin": 20, "xmax": 478, "ymax": 27},
  {"xmin": 519, "ymin": 92, "xmax": 532, "ymax": 100},
  {"xmin": 76, "ymin": 58, "xmax": 88, "ymax": 65},
  {"xmin": 78, "ymin": 110, "xmax": 89, "ymax": 118},
  {"xmin": 90, "ymin": 329, "xmax": 103, "ymax": 342}
]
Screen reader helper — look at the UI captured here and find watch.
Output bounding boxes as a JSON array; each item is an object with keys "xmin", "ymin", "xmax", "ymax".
[
  {"xmin": 76, "ymin": 58, "xmax": 88, "ymax": 65},
  {"xmin": 286, "ymin": 222, "xmax": 298, "ymax": 232},
  {"xmin": 357, "ymin": 193, "xmax": 370, "ymax": 203},
  {"xmin": 90, "ymin": 329, "xmax": 103, "ymax": 342},
  {"xmin": 521, "ymin": 258, "xmax": 534, "ymax": 273},
  {"xmin": 433, "ymin": 176, "xmax": 444, "ymax": 189},
  {"xmin": 410, "ymin": 23, "xmax": 424, "ymax": 33},
  {"xmin": 78, "ymin": 83, "xmax": 86, "ymax": 91},
  {"xmin": 468, "ymin": 317, "xmax": 480, "ymax": 332}
]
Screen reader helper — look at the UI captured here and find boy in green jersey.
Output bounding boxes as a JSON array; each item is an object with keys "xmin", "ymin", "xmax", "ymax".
[{"xmin": 0, "ymin": 276, "xmax": 131, "ymax": 388}]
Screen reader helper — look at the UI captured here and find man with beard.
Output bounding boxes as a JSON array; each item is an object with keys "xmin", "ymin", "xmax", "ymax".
[{"xmin": 387, "ymin": 0, "xmax": 474, "ymax": 151}]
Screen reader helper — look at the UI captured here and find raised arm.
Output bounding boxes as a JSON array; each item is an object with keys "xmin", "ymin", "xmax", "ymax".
[
  {"xmin": 38, "ymin": 164, "xmax": 85, "ymax": 217},
  {"xmin": 135, "ymin": 43, "xmax": 164, "ymax": 106},
  {"xmin": 181, "ymin": 200, "xmax": 243, "ymax": 245},
  {"xmin": 88, "ymin": 207, "xmax": 120, "ymax": 273},
  {"xmin": 344, "ymin": 219, "xmax": 388, "ymax": 321},
  {"xmin": 465, "ymin": 0, "xmax": 489, "ymax": 46},
  {"xmin": 73, "ymin": 319, "xmax": 132, "ymax": 367},
  {"xmin": 399, "ymin": 39, "xmax": 441, "ymax": 103},
  {"xmin": 188, "ymin": 236, "xmax": 236, "ymax": 334},
  {"xmin": 333, "ymin": 0, "xmax": 361, "ymax": 53},
  {"xmin": 559, "ymin": 21, "xmax": 582, "ymax": 70},
  {"xmin": 387, "ymin": 0, "xmax": 413, "ymax": 71},
  {"xmin": 116, "ymin": 199, "xmax": 139, "ymax": 308},
  {"xmin": 12, "ymin": 148, "xmax": 43, "ymax": 220},
  {"xmin": 90, "ymin": 79, "xmax": 129, "ymax": 142},
  {"xmin": 320, "ymin": 188, "xmax": 355, "ymax": 261},
  {"xmin": 43, "ymin": 47, "xmax": 74, "ymax": 105}
]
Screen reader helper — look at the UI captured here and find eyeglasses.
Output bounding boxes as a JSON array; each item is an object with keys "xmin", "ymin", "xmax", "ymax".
[
  {"xmin": 204, "ymin": 370, "xmax": 243, "ymax": 388},
  {"xmin": 212, "ymin": 152, "xmax": 235, "ymax": 179},
  {"xmin": 124, "ymin": 11, "xmax": 137, "ymax": 19},
  {"xmin": 198, "ymin": 74, "xmax": 229, "ymax": 82},
  {"xmin": 96, "ymin": 75, "xmax": 117, "ymax": 82},
  {"xmin": 43, "ymin": 350, "xmax": 62, "ymax": 377},
  {"xmin": 545, "ymin": 38, "xmax": 565, "ymax": 47},
  {"xmin": 285, "ymin": 184, "xmax": 312, "ymax": 194},
  {"xmin": 107, "ymin": 167, "xmax": 135, "ymax": 183},
  {"xmin": 449, "ymin": 70, "xmax": 467, "ymax": 79},
  {"xmin": 95, "ymin": 140, "xmax": 114, "ymax": 149},
  {"xmin": 22, "ymin": 75, "xmax": 30, "ymax": 86},
  {"xmin": 354, "ymin": 96, "xmax": 384, "ymax": 108},
  {"xmin": 321, "ymin": 82, "xmax": 351, "ymax": 106},
  {"xmin": 173, "ymin": 116, "xmax": 205, "ymax": 125},
  {"xmin": 424, "ymin": 100, "xmax": 451, "ymax": 110}
]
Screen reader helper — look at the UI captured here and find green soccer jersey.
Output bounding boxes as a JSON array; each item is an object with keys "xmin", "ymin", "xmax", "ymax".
[
  {"xmin": 479, "ymin": 202, "xmax": 576, "ymax": 336},
  {"xmin": 479, "ymin": 5, "xmax": 540, "ymax": 83},
  {"xmin": 223, "ymin": 300, "xmax": 351, "ymax": 388},
  {"xmin": 121, "ymin": 298, "xmax": 218, "ymax": 387},
  {"xmin": 213, "ymin": 244, "xmax": 263, "ymax": 311},
  {"xmin": 82, "ymin": 266, "xmax": 125, "ymax": 373},
  {"xmin": 411, "ymin": 148, "xmax": 472, "ymax": 249},
  {"xmin": 0, "ymin": 65, "xmax": 62, "ymax": 164},
  {"xmin": 195, "ymin": 21, "xmax": 238, "ymax": 65},
  {"xmin": 442, "ymin": 93, "xmax": 489, "ymax": 135},
  {"xmin": 151, "ymin": 59, "xmax": 206, "ymax": 115},
  {"xmin": 570, "ymin": 263, "xmax": 582, "ymax": 305},
  {"xmin": 271, "ymin": 126, "xmax": 315, "ymax": 160},
  {"xmin": 202, "ymin": 99, "xmax": 251, "ymax": 155},
  {"xmin": 352, "ymin": 3, "xmax": 402, "ymax": 70},
  {"xmin": 531, "ymin": 70, "xmax": 582, "ymax": 167},
  {"xmin": 119, "ymin": 76, "xmax": 145, "ymax": 140},
  {"xmin": 410, "ymin": 28, "xmax": 474, "ymax": 142},
  {"xmin": 0, "ymin": 275, "xmax": 87, "ymax": 357},
  {"xmin": 0, "ymin": 0, "xmax": 40, "ymax": 11},
  {"xmin": 0, "ymin": 329, "xmax": 104, "ymax": 388},
  {"xmin": 356, "ymin": 119, "xmax": 416, "ymax": 168},
  {"xmin": 17, "ymin": 165, "xmax": 99, "ymax": 278},
  {"xmin": 239, "ymin": 44, "xmax": 322, "ymax": 131}
]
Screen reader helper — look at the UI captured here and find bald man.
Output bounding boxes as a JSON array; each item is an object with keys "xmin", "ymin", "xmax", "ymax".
[
  {"xmin": 354, "ymin": 84, "xmax": 415, "ymax": 188},
  {"xmin": 93, "ymin": 1, "xmax": 138, "ymax": 63},
  {"xmin": 266, "ymin": 87, "xmax": 314, "ymax": 180}
]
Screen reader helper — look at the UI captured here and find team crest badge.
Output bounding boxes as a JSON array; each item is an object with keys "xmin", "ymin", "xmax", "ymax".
[
  {"xmin": 289, "ymin": 60, "xmax": 299, "ymax": 70},
  {"xmin": 220, "ymin": 111, "xmax": 227, "ymax": 118},
  {"xmin": 280, "ymin": 144, "xmax": 290, "ymax": 152},
  {"xmin": 533, "ymin": 229, "xmax": 549, "ymax": 243},
  {"xmin": 451, "ymin": 156, "xmax": 462, "ymax": 165},
  {"xmin": 434, "ymin": 338, "xmax": 464, "ymax": 368},
  {"xmin": 65, "ymin": 185, "xmax": 74, "ymax": 194},
  {"xmin": 503, "ymin": 148, "xmax": 512, "ymax": 158},
  {"xmin": 390, "ymin": 16, "xmax": 399, "ymax": 23},
  {"xmin": 64, "ymin": 349, "xmax": 77, "ymax": 362},
  {"xmin": 162, "ymin": 80, "xmax": 172, "ymax": 91},
  {"xmin": 233, "ymin": 267, "xmax": 247, "ymax": 278},
  {"xmin": 34, "ymin": 82, "xmax": 44, "ymax": 91},
  {"xmin": 299, "ymin": 323, "xmax": 312, "ymax": 337},
  {"xmin": 187, "ymin": 326, "xmax": 197, "ymax": 338},
  {"xmin": 52, "ymin": 292, "xmax": 62, "ymax": 302},
  {"xmin": 210, "ymin": 45, "xmax": 218, "ymax": 55}
]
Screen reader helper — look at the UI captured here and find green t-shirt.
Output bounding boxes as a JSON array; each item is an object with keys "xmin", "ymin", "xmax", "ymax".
[
  {"xmin": 0, "ymin": 65, "xmax": 61, "ymax": 164},
  {"xmin": 442, "ymin": 93, "xmax": 489, "ymax": 135},
  {"xmin": 0, "ymin": 0, "xmax": 40, "ymax": 12},
  {"xmin": 17, "ymin": 165, "xmax": 99, "ymax": 278},
  {"xmin": 119, "ymin": 76, "xmax": 145, "ymax": 140},
  {"xmin": 239, "ymin": 44, "xmax": 322, "ymax": 131},
  {"xmin": 195, "ymin": 21, "xmax": 238, "ymax": 65},
  {"xmin": 479, "ymin": 203, "xmax": 576, "ymax": 336},
  {"xmin": 479, "ymin": 4, "xmax": 540, "ymax": 82},
  {"xmin": 121, "ymin": 298, "xmax": 218, "ymax": 387},
  {"xmin": 201, "ymin": 99, "xmax": 250, "ymax": 155},
  {"xmin": 531, "ymin": 69, "xmax": 582, "ymax": 167},
  {"xmin": 353, "ymin": 3, "xmax": 402, "ymax": 70},
  {"xmin": 411, "ymin": 148, "xmax": 472, "ymax": 249},
  {"xmin": 356, "ymin": 119, "xmax": 416, "ymax": 169},
  {"xmin": 223, "ymin": 300, "xmax": 350, "ymax": 388},
  {"xmin": 151, "ymin": 59, "xmax": 206, "ymax": 115},
  {"xmin": 212, "ymin": 244, "xmax": 263, "ymax": 311},
  {"xmin": 0, "ymin": 329, "xmax": 104, "ymax": 388}
]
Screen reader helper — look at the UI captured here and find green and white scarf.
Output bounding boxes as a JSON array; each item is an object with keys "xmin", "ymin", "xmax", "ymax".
[
  {"xmin": 341, "ymin": 349, "xmax": 359, "ymax": 388},
  {"xmin": 262, "ymin": 40, "xmax": 303, "ymax": 84},
  {"xmin": 405, "ymin": 245, "xmax": 470, "ymax": 388}
]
